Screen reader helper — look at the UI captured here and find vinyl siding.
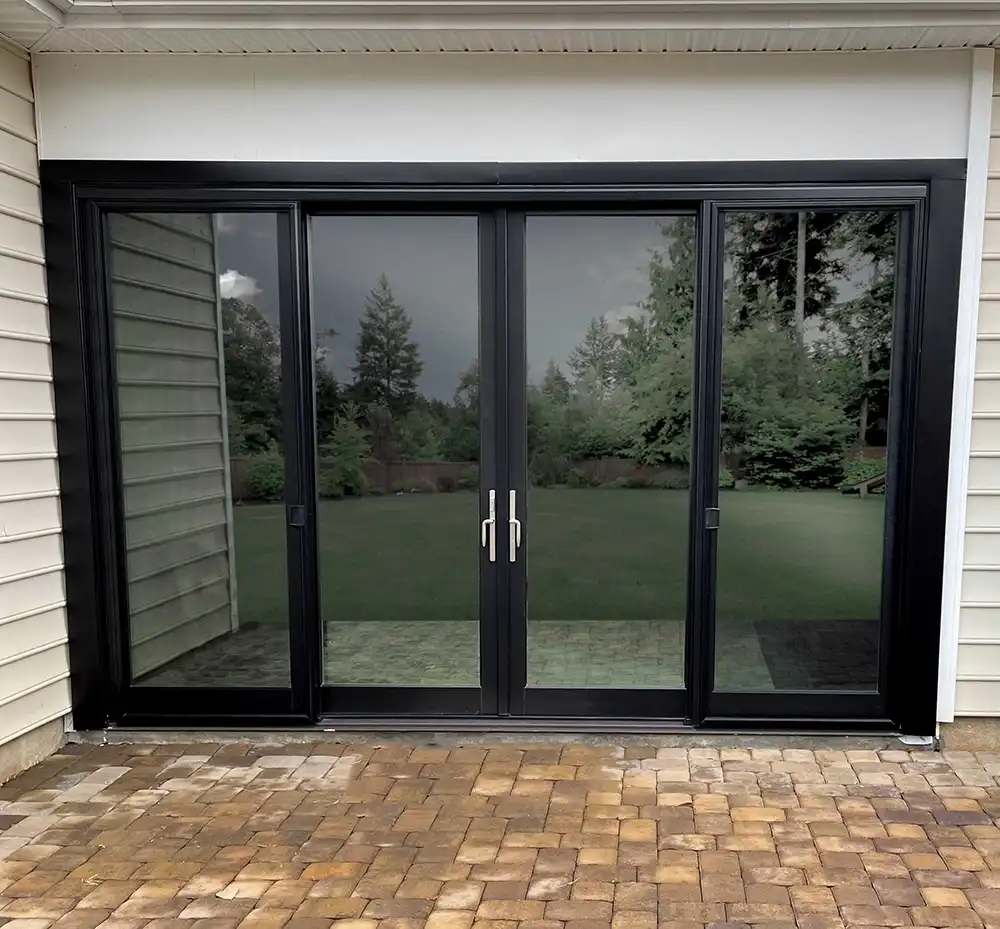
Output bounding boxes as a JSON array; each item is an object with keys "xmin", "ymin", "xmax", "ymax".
[
  {"xmin": 0, "ymin": 43, "xmax": 71, "ymax": 745},
  {"xmin": 107, "ymin": 212, "xmax": 236, "ymax": 680},
  {"xmin": 959, "ymin": 59, "xmax": 1000, "ymax": 716}
]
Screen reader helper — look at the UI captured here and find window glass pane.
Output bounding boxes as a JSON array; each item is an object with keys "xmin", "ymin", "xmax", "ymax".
[
  {"xmin": 110, "ymin": 212, "xmax": 290, "ymax": 687},
  {"xmin": 714, "ymin": 210, "xmax": 896, "ymax": 692},
  {"xmin": 525, "ymin": 214, "xmax": 693, "ymax": 688},
  {"xmin": 309, "ymin": 215, "xmax": 481, "ymax": 686}
]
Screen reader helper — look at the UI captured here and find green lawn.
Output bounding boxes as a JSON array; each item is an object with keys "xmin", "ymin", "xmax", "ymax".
[{"xmin": 231, "ymin": 489, "xmax": 886, "ymax": 628}]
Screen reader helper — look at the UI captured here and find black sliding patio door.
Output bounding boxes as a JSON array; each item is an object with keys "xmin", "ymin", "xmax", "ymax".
[
  {"xmin": 97, "ymin": 208, "xmax": 311, "ymax": 723},
  {"xmin": 504, "ymin": 211, "xmax": 692, "ymax": 718},
  {"xmin": 693, "ymin": 200, "xmax": 916, "ymax": 726},
  {"xmin": 502, "ymin": 198, "xmax": 921, "ymax": 726},
  {"xmin": 312, "ymin": 211, "xmax": 502, "ymax": 716},
  {"xmin": 74, "ymin": 170, "xmax": 955, "ymax": 733}
]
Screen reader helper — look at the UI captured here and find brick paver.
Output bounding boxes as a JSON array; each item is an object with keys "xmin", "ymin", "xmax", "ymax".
[{"xmin": 0, "ymin": 743, "xmax": 998, "ymax": 929}]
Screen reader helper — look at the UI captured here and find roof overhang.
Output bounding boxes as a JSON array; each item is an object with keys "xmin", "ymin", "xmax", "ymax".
[{"xmin": 7, "ymin": 0, "xmax": 1000, "ymax": 53}]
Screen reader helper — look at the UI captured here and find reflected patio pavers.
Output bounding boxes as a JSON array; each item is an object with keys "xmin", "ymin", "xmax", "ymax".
[{"xmin": 138, "ymin": 620, "xmax": 773, "ymax": 690}]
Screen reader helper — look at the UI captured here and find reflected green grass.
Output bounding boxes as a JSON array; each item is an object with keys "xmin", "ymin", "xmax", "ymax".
[{"xmin": 232, "ymin": 489, "xmax": 885, "ymax": 628}]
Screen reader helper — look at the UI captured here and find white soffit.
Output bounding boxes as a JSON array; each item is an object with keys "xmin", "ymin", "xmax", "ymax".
[
  {"xmin": 9, "ymin": 0, "xmax": 1000, "ymax": 51},
  {"xmin": 25, "ymin": 25, "xmax": 1000, "ymax": 53}
]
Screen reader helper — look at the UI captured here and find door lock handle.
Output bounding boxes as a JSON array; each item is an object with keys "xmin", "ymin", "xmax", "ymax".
[
  {"xmin": 508, "ymin": 490, "xmax": 522, "ymax": 563},
  {"xmin": 481, "ymin": 489, "xmax": 496, "ymax": 562}
]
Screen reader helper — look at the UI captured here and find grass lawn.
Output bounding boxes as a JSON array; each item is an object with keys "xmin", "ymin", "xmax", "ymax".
[{"xmin": 232, "ymin": 489, "xmax": 886, "ymax": 629}]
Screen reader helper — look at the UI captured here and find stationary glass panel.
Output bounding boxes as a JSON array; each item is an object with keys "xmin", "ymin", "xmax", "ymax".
[
  {"xmin": 524, "ymin": 215, "xmax": 694, "ymax": 688},
  {"xmin": 309, "ymin": 216, "xmax": 481, "ymax": 686},
  {"xmin": 109, "ymin": 212, "xmax": 291, "ymax": 687},
  {"xmin": 713, "ymin": 210, "xmax": 898, "ymax": 692}
]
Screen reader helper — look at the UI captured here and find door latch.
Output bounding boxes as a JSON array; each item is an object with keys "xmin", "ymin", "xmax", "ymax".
[
  {"xmin": 508, "ymin": 489, "xmax": 522, "ymax": 563},
  {"xmin": 481, "ymin": 489, "xmax": 497, "ymax": 562},
  {"xmin": 704, "ymin": 507, "xmax": 720, "ymax": 530}
]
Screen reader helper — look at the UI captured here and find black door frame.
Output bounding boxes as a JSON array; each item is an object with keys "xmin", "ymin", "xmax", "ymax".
[
  {"xmin": 504, "ymin": 208, "xmax": 691, "ymax": 720},
  {"xmin": 41, "ymin": 160, "xmax": 964, "ymax": 734},
  {"xmin": 693, "ymin": 196, "xmax": 926, "ymax": 728},
  {"xmin": 308, "ymin": 207, "xmax": 503, "ymax": 719}
]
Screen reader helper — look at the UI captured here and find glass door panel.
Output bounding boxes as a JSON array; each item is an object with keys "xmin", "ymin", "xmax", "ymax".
[
  {"xmin": 515, "ymin": 213, "xmax": 694, "ymax": 711},
  {"xmin": 107, "ymin": 211, "xmax": 292, "ymax": 690},
  {"xmin": 713, "ymin": 209, "xmax": 900, "ymax": 695},
  {"xmin": 309, "ymin": 215, "xmax": 485, "ymax": 694}
]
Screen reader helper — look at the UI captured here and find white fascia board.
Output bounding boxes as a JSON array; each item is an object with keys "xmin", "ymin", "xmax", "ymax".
[{"xmin": 55, "ymin": 1, "xmax": 1000, "ymax": 30}]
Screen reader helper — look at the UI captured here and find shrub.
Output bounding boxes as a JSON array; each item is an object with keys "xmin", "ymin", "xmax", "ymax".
[
  {"xmin": 245, "ymin": 455, "xmax": 284, "ymax": 502},
  {"xmin": 456, "ymin": 469, "xmax": 479, "ymax": 492},
  {"xmin": 743, "ymin": 400, "xmax": 852, "ymax": 489},
  {"xmin": 624, "ymin": 475, "xmax": 653, "ymax": 489},
  {"xmin": 841, "ymin": 456, "xmax": 886, "ymax": 489},
  {"xmin": 436, "ymin": 474, "xmax": 458, "ymax": 493},
  {"xmin": 530, "ymin": 452, "xmax": 570, "ymax": 487},
  {"xmin": 651, "ymin": 469, "xmax": 689, "ymax": 490},
  {"xmin": 718, "ymin": 467, "xmax": 735, "ymax": 490},
  {"xmin": 600, "ymin": 477, "xmax": 630, "ymax": 489},
  {"xmin": 565, "ymin": 468, "xmax": 596, "ymax": 488},
  {"xmin": 318, "ymin": 406, "xmax": 370, "ymax": 499},
  {"xmin": 317, "ymin": 470, "xmax": 345, "ymax": 499}
]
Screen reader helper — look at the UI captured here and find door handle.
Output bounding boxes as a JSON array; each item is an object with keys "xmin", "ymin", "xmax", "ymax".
[
  {"xmin": 508, "ymin": 489, "xmax": 522, "ymax": 563},
  {"xmin": 481, "ymin": 489, "xmax": 496, "ymax": 562}
]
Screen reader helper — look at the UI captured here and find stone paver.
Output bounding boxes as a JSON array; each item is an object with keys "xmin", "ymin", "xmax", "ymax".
[{"xmin": 0, "ymin": 743, "xmax": 1000, "ymax": 929}]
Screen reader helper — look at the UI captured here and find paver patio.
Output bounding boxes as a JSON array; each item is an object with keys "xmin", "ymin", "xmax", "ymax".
[{"xmin": 1, "ymin": 741, "xmax": 1000, "ymax": 929}]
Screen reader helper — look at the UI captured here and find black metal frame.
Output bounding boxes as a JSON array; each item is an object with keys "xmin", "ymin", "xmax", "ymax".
[
  {"xmin": 40, "ymin": 160, "xmax": 965, "ymax": 734},
  {"xmin": 310, "ymin": 207, "xmax": 499, "ymax": 718}
]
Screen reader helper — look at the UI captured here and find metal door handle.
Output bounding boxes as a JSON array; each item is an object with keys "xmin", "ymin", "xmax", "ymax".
[
  {"xmin": 481, "ymin": 489, "xmax": 496, "ymax": 562},
  {"xmin": 508, "ymin": 489, "xmax": 522, "ymax": 563}
]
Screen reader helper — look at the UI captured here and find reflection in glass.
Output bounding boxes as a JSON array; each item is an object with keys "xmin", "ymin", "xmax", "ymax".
[
  {"xmin": 525, "ymin": 215, "xmax": 694, "ymax": 688},
  {"xmin": 110, "ymin": 212, "xmax": 290, "ymax": 686},
  {"xmin": 309, "ymin": 216, "xmax": 480, "ymax": 686},
  {"xmin": 714, "ymin": 210, "xmax": 896, "ymax": 691}
]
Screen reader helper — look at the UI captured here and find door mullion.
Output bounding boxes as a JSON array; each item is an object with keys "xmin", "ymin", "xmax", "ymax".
[
  {"xmin": 505, "ymin": 210, "xmax": 527, "ymax": 716},
  {"xmin": 686, "ymin": 201, "xmax": 724, "ymax": 727},
  {"xmin": 479, "ymin": 210, "xmax": 502, "ymax": 716},
  {"xmin": 279, "ymin": 205, "xmax": 319, "ymax": 720}
]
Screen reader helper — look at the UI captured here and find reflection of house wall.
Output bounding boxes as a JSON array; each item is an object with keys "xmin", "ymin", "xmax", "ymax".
[
  {"xmin": 109, "ymin": 213, "xmax": 236, "ymax": 679},
  {"xmin": 0, "ymin": 43, "xmax": 72, "ymax": 762}
]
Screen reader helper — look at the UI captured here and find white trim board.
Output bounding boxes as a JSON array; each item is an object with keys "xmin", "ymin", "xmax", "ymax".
[
  {"xmin": 938, "ymin": 47, "xmax": 994, "ymax": 724},
  {"xmin": 34, "ymin": 51, "xmax": 972, "ymax": 162}
]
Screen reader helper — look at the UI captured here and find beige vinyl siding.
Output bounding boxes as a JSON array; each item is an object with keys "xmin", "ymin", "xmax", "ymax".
[
  {"xmin": 108, "ymin": 212, "xmax": 236, "ymax": 680},
  {"xmin": 960, "ymin": 60, "xmax": 1000, "ymax": 715},
  {"xmin": 0, "ymin": 43, "xmax": 71, "ymax": 744}
]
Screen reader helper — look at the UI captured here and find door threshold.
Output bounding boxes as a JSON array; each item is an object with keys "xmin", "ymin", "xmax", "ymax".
[
  {"xmin": 317, "ymin": 716, "xmax": 901, "ymax": 737},
  {"xmin": 75, "ymin": 723, "xmax": 915, "ymax": 750},
  {"xmin": 80, "ymin": 716, "xmax": 904, "ymax": 741}
]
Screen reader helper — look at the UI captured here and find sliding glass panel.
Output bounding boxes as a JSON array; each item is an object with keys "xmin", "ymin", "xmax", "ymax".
[
  {"xmin": 108, "ymin": 212, "xmax": 290, "ymax": 687},
  {"xmin": 309, "ymin": 215, "xmax": 481, "ymax": 686},
  {"xmin": 524, "ymin": 214, "xmax": 694, "ymax": 688},
  {"xmin": 714, "ymin": 210, "xmax": 897, "ymax": 692}
]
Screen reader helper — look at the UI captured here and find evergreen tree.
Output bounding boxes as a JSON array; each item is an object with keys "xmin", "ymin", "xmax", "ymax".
[
  {"xmin": 540, "ymin": 360, "xmax": 571, "ymax": 405},
  {"xmin": 568, "ymin": 317, "xmax": 620, "ymax": 395},
  {"xmin": 618, "ymin": 216, "xmax": 697, "ymax": 386},
  {"xmin": 221, "ymin": 297, "xmax": 282, "ymax": 453},
  {"xmin": 823, "ymin": 211, "xmax": 897, "ymax": 445},
  {"xmin": 444, "ymin": 360, "xmax": 480, "ymax": 462},
  {"xmin": 728, "ymin": 211, "xmax": 843, "ymax": 331},
  {"xmin": 351, "ymin": 274, "xmax": 423, "ymax": 419}
]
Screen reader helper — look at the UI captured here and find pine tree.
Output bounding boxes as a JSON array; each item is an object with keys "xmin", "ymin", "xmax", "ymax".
[
  {"xmin": 351, "ymin": 274, "xmax": 423, "ymax": 419},
  {"xmin": 540, "ymin": 360, "xmax": 571, "ymax": 405},
  {"xmin": 728, "ymin": 211, "xmax": 844, "ymax": 331},
  {"xmin": 568, "ymin": 316, "xmax": 620, "ymax": 396}
]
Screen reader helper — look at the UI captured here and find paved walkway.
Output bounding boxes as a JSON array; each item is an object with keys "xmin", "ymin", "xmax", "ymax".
[{"xmin": 0, "ymin": 742, "xmax": 998, "ymax": 929}]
